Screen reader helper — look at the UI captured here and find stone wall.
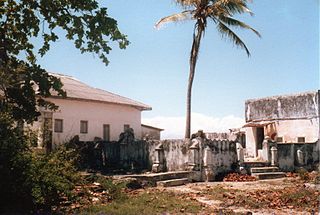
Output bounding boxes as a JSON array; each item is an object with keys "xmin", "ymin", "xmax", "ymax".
[
  {"xmin": 277, "ymin": 140, "xmax": 320, "ymax": 171},
  {"xmin": 147, "ymin": 138, "xmax": 238, "ymax": 180},
  {"xmin": 245, "ymin": 91, "xmax": 319, "ymax": 122},
  {"xmin": 207, "ymin": 139, "xmax": 237, "ymax": 179},
  {"xmin": 147, "ymin": 139, "xmax": 189, "ymax": 171}
]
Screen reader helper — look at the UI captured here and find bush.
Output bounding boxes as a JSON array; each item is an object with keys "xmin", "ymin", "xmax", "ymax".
[
  {"xmin": 296, "ymin": 168, "xmax": 310, "ymax": 181},
  {"xmin": 96, "ymin": 176, "xmax": 127, "ymax": 201},
  {"xmin": 0, "ymin": 120, "xmax": 80, "ymax": 213},
  {"xmin": 28, "ymin": 146, "xmax": 80, "ymax": 211}
]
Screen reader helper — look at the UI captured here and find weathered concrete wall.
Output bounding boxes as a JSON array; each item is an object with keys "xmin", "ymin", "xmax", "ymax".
[
  {"xmin": 148, "ymin": 139, "xmax": 189, "ymax": 171},
  {"xmin": 147, "ymin": 139, "xmax": 237, "ymax": 179},
  {"xmin": 277, "ymin": 141, "xmax": 320, "ymax": 171},
  {"xmin": 244, "ymin": 91, "xmax": 319, "ymax": 159},
  {"xmin": 207, "ymin": 140, "xmax": 237, "ymax": 179},
  {"xmin": 76, "ymin": 140, "xmax": 150, "ymax": 172},
  {"xmin": 245, "ymin": 91, "xmax": 319, "ymax": 122}
]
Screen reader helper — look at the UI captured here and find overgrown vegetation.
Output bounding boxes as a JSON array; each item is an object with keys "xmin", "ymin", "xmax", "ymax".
[{"xmin": 0, "ymin": 113, "xmax": 80, "ymax": 213}]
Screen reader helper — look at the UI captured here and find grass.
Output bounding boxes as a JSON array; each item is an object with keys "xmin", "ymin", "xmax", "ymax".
[{"xmin": 79, "ymin": 189, "xmax": 203, "ymax": 215}]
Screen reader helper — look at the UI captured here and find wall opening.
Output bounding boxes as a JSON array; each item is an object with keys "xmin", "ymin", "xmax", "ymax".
[{"xmin": 256, "ymin": 127, "xmax": 264, "ymax": 150}]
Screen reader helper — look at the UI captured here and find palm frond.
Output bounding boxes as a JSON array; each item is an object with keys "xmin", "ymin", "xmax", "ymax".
[
  {"xmin": 218, "ymin": 16, "xmax": 261, "ymax": 37},
  {"xmin": 214, "ymin": 0, "xmax": 253, "ymax": 16},
  {"xmin": 176, "ymin": 0, "xmax": 198, "ymax": 7},
  {"xmin": 155, "ymin": 10, "xmax": 194, "ymax": 29},
  {"xmin": 216, "ymin": 21, "xmax": 251, "ymax": 56}
]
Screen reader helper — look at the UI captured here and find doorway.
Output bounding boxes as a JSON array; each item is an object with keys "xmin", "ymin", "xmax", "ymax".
[{"xmin": 256, "ymin": 127, "xmax": 264, "ymax": 151}]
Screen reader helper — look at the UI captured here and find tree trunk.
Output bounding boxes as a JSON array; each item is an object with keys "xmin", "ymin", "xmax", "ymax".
[{"xmin": 185, "ymin": 24, "xmax": 203, "ymax": 139}]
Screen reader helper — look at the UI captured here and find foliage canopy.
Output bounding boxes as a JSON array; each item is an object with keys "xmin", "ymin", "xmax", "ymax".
[{"xmin": 0, "ymin": 0, "xmax": 129, "ymax": 123}]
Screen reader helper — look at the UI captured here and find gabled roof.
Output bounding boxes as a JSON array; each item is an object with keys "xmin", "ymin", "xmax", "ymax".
[{"xmin": 50, "ymin": 73, "xmax": 152, "ymax": 111}]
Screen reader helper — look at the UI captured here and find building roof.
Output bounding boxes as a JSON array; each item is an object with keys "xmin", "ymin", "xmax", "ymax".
[
  {"xmin": 245, "ymin": 90, "xmax": 318, "ymax": 103},
  {"xmin": 141, "ymin": 124, "xmax": 164, "ymax": 131},
  {"xmin": 50, "ymin": 73, "xmax": 152, "ymax": 111},
  {"xmin": 245, "ymin": 90, "xmax": 319, "ymax": 122}
]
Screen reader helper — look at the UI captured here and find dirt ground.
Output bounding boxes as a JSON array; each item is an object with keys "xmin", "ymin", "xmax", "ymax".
[{"xmin": 162, "ymin": 177, "xmax": 319, "ymax": 215}]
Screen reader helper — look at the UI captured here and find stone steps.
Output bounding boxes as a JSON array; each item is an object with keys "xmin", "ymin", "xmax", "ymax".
[
  {"xmin": 156, "ymin": 178, "xmax": 190, "ymax": 187},
  {"xmin": 251, "ymin": 172, "xmax": 286, "ymax": 180},
  {"xmin": 119, "ymin": 171, "xmax": 192, "ymax": 187},
  {"xmin": 243, "ymin": 161, "xmax": 270, "ymax": 168},
  {"xmin": 242, "ymin": 161, "xmax": 286, "ymax": 180},
  {"xmin": 251, "ymin": 166, "xmax": 279, "ymax": 174}
]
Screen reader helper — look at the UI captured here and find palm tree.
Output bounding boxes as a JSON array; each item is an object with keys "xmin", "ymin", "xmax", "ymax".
[{"xmin": 156, "ymin": 0, "xmax": 260, "ymax": 139}]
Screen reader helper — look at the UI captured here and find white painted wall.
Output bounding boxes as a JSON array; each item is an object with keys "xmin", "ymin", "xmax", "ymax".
[
  {"xmin": 275, "ymin": 119, "xmax": 319, "ymax": 143},
  {"xmin": 245, "ymin": 127, "xmax": 257, "ymax": 158},
  {"xmin": 46, "ymin": 98, "xmax": 142, "ymax": 144}
]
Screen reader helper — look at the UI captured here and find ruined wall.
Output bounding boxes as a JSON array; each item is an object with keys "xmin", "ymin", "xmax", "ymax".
[
  {"xmin": 277, "ymin": 141, "xmax": 320, "ymax": 171},
  {"xmin": 147, "ymin": 139, "xmax": 237, "ymax": 178},
  {"xmin": 148, "ymin": 139, "xmax": 189, "ymax": 171},
  {"xmin": 207, "ymin": 140, "xmax": 237, "ymax": 179},
  {"xmin": 245, "ymin": 91, "xmax": 319, "ymax": 122}
]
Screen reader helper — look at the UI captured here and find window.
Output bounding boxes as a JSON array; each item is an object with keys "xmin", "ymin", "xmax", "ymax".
[
  {"xmin": 276, "ymin": 137, "xmax": 283, "ymax": 143},
  {"xmin": 80, "ymin": 120, "xmax": 88, "ymax": 133},
  {"xmin": 297, "ymin": 137, "xmax": 305, "ymax": 143},
  {"xmin": 103, "ymin": 124, "xmax": 110, "ymax": 141},
  {"xmin": 124, "ymin": 124, "xmax": 130, "ymax": 131},
  {"xmin": 54, "ymin": 119, "xmax": 63, "ymax": 133}
]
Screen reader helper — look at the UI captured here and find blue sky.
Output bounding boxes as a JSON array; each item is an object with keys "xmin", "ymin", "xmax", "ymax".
[{"xmin": 36, "ymin": 1, "xmax": 319, "ymax": 138}]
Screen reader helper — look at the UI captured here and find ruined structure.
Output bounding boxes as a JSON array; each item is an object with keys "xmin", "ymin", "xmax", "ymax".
[{"xmin": 243, "ymin": 91, "xmax": 319, "ymax": 170}]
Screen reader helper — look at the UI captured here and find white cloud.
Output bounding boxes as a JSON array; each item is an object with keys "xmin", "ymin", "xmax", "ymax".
[{"xmin": 142, "ymin": 113, "xmax": 244, "ymax": 139}]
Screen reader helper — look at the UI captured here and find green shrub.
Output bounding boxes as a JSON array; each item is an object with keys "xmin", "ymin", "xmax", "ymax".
[
  {"xmin": 28, "ymin": 146, "xmax": 81, "ymax": 211},
  {"xmin": 96, "ymin": 176, "xmax": 127, "ymax": 201},
  {"xmin": 0, "ymin": 121, "xmax": 80, "ymax": 213}
]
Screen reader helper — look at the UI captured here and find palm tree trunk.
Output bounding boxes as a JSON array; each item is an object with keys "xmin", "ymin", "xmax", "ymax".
[{"xmin": 185, "ymin": 23, "xmax": 203, "ymax": 139}]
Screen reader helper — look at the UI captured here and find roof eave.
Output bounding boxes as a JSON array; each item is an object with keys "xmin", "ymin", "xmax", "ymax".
[{"xmin": 49, "ymin": 96, "xmax": 152, "ymax": 111}]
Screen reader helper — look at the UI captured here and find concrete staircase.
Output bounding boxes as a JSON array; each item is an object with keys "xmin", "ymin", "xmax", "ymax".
[
  {"xmin": 250, "ymin": 166, "xmax": 286, "ymax": 180},
  {"xmin": 120, "ymin": 171, "xmax": 192, "ymax": 187}
]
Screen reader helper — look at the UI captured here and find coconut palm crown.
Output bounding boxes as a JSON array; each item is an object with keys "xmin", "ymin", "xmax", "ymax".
[{"xmin": 156, "ymin": 0, "xmax": 260, "ymax": 139}]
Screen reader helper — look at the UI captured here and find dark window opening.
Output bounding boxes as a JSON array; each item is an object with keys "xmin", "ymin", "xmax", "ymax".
[
  {"xmin": 256, "ymin": 127, "xmax": 264, "ymax": 150},
  {"xmin": 103, "ymin": 124, "xmax": 110, "ymax": 141},
  {"xmin": 297, "ymin": 137, "xmax": 305, "ymax": 143},
  {"xmin": 276, "ymin": 137, "xmax": 283, "ymax": 143},
  {"xmin": 54, "ymin": 119, "xmax": 63, "ymax": 133},
  {"xmin": 80, "ymin": 120, "xmax": 88, "ymax": 133}
]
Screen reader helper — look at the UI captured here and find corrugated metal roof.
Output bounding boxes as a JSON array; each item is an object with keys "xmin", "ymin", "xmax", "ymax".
[{"xmin": 50, "ymin": 73, "xmax": 152, "ymax": 111}]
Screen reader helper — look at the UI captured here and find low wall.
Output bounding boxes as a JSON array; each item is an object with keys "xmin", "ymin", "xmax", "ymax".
[
  {"xmin": 147, "ymin": 139, "xmax": 189, "ymax": 171},
  {"xmin": 147, "ymin": 138, "xmax": 237, "ymax": 180},
  {"xmin": 75, "ymin": 137, "xmax": 238, "ymax": 180},
  {"xmin": 207, "ymin": 140, "xmax": 237, "ymax": 179},
  {"xmin": 277, "ymin": 140, "xmax": 320, "ymax": 171}
]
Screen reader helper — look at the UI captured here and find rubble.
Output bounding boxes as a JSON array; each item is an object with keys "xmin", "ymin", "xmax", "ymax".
[{"xmin": 223, "ymin": 173, "xmax": 257, "ymax": 182}]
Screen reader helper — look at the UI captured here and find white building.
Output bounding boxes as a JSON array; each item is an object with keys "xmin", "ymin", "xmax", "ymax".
[
  {"xmin": 35, "ymin": 73, "xmax": 151, "ymax": 148},
  {"xmin": 243, "ymin": 91, "xmax": 319, "ymax": 159}
]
